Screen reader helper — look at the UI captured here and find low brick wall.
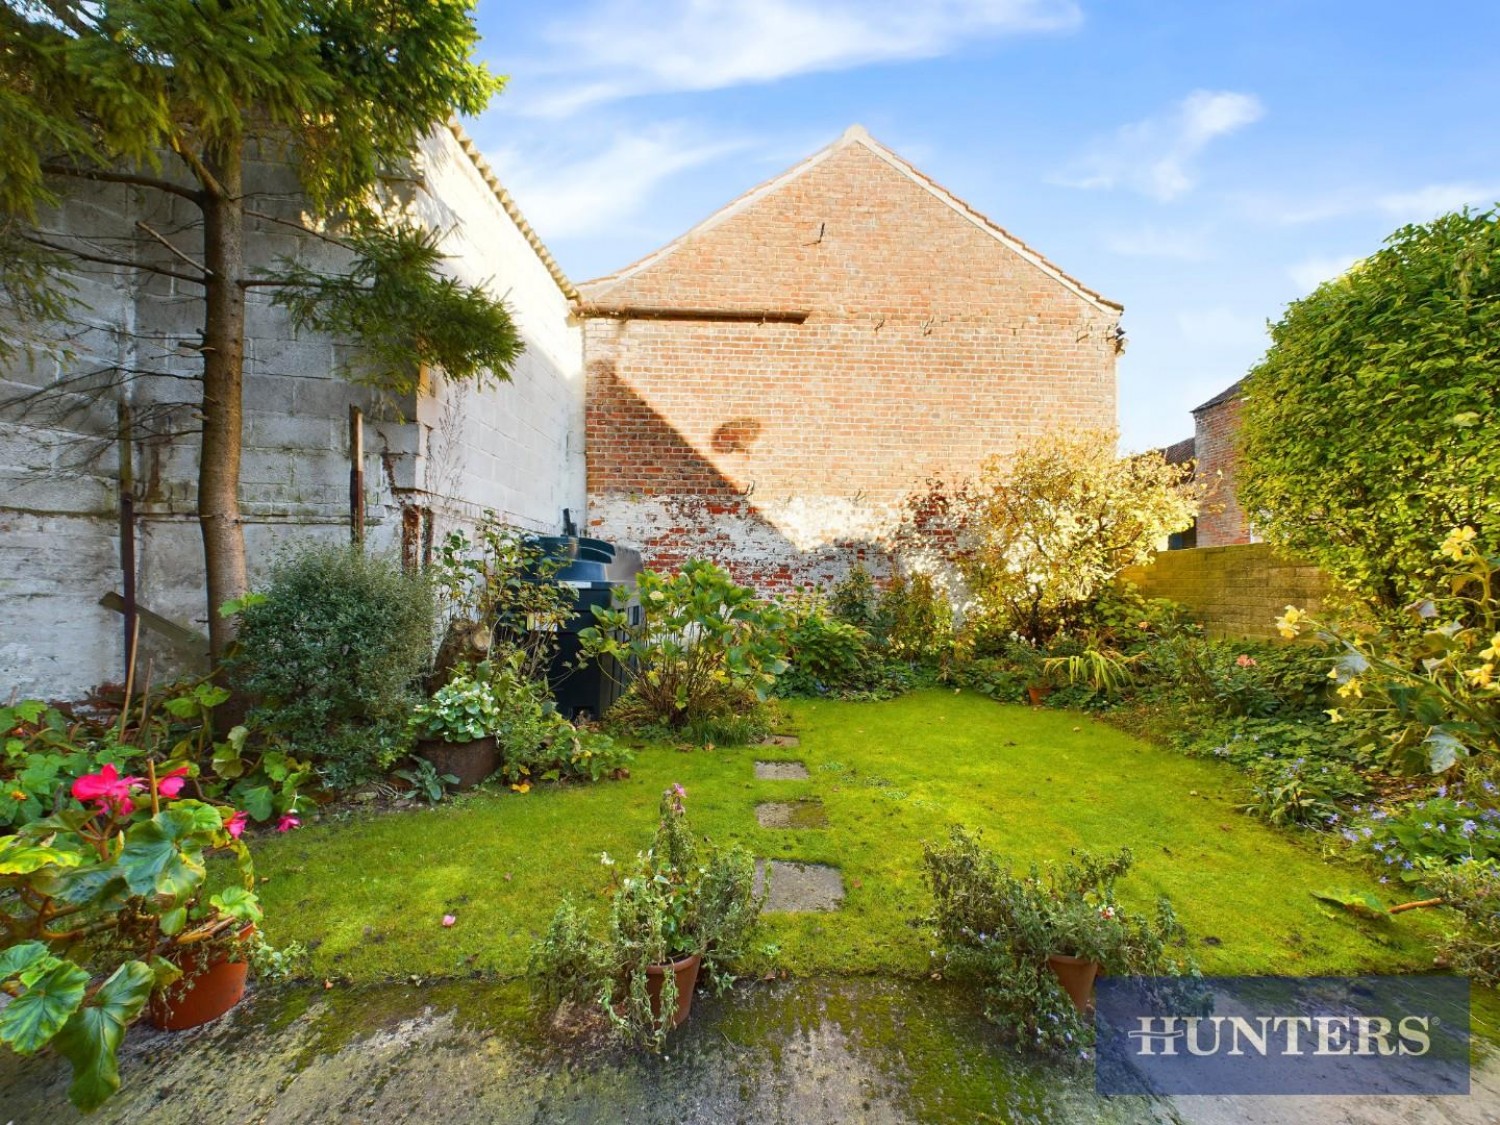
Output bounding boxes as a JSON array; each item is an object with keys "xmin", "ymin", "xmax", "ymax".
[{"xmin": 1121, "ymin": 543, "xmax": 1332, "ymax": 640}]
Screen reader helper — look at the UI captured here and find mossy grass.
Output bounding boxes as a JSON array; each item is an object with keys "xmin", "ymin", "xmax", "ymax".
[{"xmin": 253, "ymin": 690, "xmax": 1451, "ymax": 985}]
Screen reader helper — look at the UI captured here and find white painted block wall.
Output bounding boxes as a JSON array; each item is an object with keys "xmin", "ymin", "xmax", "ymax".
[{"xmin": 0, "ymin": 128, "xmax": 584, "ymax": 699}]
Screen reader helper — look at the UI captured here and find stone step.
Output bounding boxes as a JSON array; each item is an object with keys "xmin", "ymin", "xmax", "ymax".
[{"xmin": 754, "ymin": 860, "xmax": 844, "ymax": 912}]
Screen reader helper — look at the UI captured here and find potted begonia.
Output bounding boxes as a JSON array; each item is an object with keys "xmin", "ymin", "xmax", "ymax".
[{"xmin": 0, "ymin": 760, "xmax": 281, "ymax": 1111}]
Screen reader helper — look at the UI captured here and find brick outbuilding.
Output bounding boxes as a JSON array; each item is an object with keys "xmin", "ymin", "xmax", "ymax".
[{"xmin": 579, "ymin": 125, "xmax": 1123, "ymax": 592}]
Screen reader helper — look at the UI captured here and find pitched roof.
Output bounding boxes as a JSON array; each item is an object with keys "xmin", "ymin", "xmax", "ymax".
[
  {"xmin": 444, "ymin": 119, "xmax": 578, "ymax": 302},
  {"xmin": 580, "ymin": 124, "xmax": 1122, "ymax": 314},
  {"xmin": 1162, "ymin": 436, "xmax": 1197, "ymax": 466},
  {"xmin": 1192, "ymin": 378, "xmax": 1246, "ymax": 414}
]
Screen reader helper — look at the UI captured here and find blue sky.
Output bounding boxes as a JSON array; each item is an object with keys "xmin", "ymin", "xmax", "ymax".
[{"xmin": 467, "ymin": 1, "xmax": 1500, "ymax": 451}]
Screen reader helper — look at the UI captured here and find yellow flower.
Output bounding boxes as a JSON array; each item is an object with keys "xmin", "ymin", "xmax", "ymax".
[
  {"xmin": 1276, "ymin": 606, "xmax": 1304, "ymax": 640},
  {"xmin": 1438, "ymin": 525, "xmax": 1478, "ymax": 561},
  {"xmin": 1481, "ymin": 634, "xmax": 1500, "ymax": 662},
  {"xmin": 511, "ymin": 781, "xmax": 531, "ymax": 794},
  {"xmin": 1466, "ymin": 663, "xmax": 1495, "ymax": 690},
  {"xmin": 1325, "ymin": 707, "xmax": 1344, "ymax": 723},
  {"xmin": 1328, "ymin": 666, "xmax": 1341, "ymax": 680},
  {"xmin": 1336, "ymin": 678, "xmax": 1363, "ymax": 700}
]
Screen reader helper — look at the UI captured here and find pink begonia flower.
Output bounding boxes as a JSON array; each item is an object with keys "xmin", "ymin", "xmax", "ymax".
[
  {"xmin": 72, "ymin": 763, "xmax": 144, "ymax": 815},
  {"xmin": 276, "ymin": 813, "xmax": 301, "ymax": 833},
  {"xmin": 1235, "ymin": 654, "xmax": 1258, "ymax": 668},
  {"xmin": 225, "ymin": 810, "xmax": 249, "ymax": 839},
  {"xmin": 442, "ymin": 914, "xmax": 457, "ymax": 928},
  {"xmin": 157, "ymin": 766, "xmax": 190, "ymax": 799}
]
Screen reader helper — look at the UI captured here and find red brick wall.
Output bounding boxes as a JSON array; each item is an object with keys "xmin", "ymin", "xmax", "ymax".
[
  {"xmin": 1194, "ymin": 394, "xmax": 1253, "ymax": 547},
  {"xmin": 583, "ymin": 136, "xmax": 1119, "ymax": 592}
]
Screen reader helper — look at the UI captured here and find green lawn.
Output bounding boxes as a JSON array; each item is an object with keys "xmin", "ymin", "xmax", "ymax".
[{"xmin": 252, "ymin": 689, "xmax": 1448, "ymax": 984}]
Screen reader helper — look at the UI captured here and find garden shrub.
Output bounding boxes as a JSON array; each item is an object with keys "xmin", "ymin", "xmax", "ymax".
[
  {"xmin": 229, "ymin": 544, "xmax": 434, "ymax": 790},
  {"xmin": 1349, "ymin": 793, "xmax": 1500, "ymax": 884},
  {"xmin": 922, "ymin": 827, "xmax": 1191, "ymax": 1052},
  {"xmin": 1243, "ymin": 757, "xmax": 1370, "ymax": 828},
  {"xmin": 901, "ymin": 429, "xmax": 1200, "ymax": 642},
  {"xmin": 877, "ymin": 571, "xmax": 954, "ymax": 663},
  {"xmin": 1277, "ymin": 526, "xmax": 1500, "ymax": 774},
  {"xmin": 429, "ymin": 516, "xmax": 576, "ymax": 686},
  {"xmin": 775, "ymin": 592, "xmax": 876, "ymax": 697},
  {"xmin": 1429, "ymin": 860, "xmax": 1500, "ymax": 983},
  {"xmin": 1139, "ymin": 636, "xmax": 1329, "ymax": 719},
  {"xmin": 533, "ymin": 787, "xmax": 762, "ymax": 1049},
  {"xmin": 1240, "ymin": 208, "xmax": 1500, "ymax": 611},
  {"xmin": 828, "ymin": 564, "xmax": 880, "ymax": 631},
  {"xmin": 774, "ymin": 591, "xmax": 926, "ymax": 701},
  {"xmin": 580, "ymin": 560, "xmax": 787, "ymax": 732},
  {"xmin": 1077, "ymin": 581, "xmax": 1194, "ymax": 652}
]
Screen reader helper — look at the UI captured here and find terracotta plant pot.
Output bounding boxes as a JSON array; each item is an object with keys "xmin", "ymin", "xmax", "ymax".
[
  {"xmin": 1046, "ymin": 952, "xmax": 1101, "ymax": 1014},
  {"xmin": 414, "ymin": 736, "xmax": 498, "ymax": 789},
  {"xmin": 149, "ymin": 924, "xmax": 255, "ymax": 1031},
  {"xmin": 645, "ymin": 952, "xmax": 702, "ymax": 1030},
  {"xmin": 1026, "ymin": 684, "xmax": 1053, "ymax": 707}
]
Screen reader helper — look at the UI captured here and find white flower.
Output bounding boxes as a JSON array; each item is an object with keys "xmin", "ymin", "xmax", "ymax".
[{"xmin": 599, "ymin": 851, "xmax": 615, "ymax": 867}]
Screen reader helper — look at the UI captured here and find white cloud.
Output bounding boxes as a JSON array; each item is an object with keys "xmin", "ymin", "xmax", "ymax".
[
  {"xmin": 1286, "ymin": 253, "xmax": 1360, "ymax": 293},
  {"xmin": 1377, "ymin": 182, "xmax": 1500, "ymax": 223},
  {"xmin": 515, "ymin": 0, "xmax": 1082, "ymax": 116},
  {"xmin": 1058, "ymin": 90, "xmax": 1265, "ymax": 201},
  {"xmin": 1104, "ymin": 224, "xmax": 1211, "ymax": 260},
  {"xmin": 490, "ymin": 124, "xmax": 750, "ymax": 240}
]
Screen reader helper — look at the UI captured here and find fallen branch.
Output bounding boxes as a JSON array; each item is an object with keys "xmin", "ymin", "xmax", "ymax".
[{"xmin": 1389, "ymin": 897, "xmax": 1444, "ymax": 915}]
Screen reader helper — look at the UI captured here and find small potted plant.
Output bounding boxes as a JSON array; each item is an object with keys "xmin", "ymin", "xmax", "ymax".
[
  {"xmin": 923, "ymin": 828, "xmax": 1191, "ymax": 1052},
  {"xmin": 997, "ymin": 637, "xmax": 1054, "ymax": 706},
  {"xmin": 0, "ymin": 760, "xmax": 277, "ymax": 1111},
  {"xmin": 533, "ymin": 785, "xmax": 763, "ymax": 1048},
  {"xmin": 409, "ymin": 668, "xmax": 502, "ymax": 788}
]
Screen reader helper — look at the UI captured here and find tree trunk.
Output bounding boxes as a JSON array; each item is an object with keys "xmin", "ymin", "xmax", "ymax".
[{"xmin": 199, "ymin": 145, "xmax": 249, "ymax": 667}]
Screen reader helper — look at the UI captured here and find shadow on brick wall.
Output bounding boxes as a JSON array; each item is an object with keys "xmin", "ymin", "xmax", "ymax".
[{"xmin": 586, "ymin": 361, "xmax": 888, "ymax": 592}]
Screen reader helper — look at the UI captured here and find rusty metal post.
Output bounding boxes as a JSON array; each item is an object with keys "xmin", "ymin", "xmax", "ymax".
[{"xmin": 349, "ymin": 404, "xmax": 365, "ymax": 545}]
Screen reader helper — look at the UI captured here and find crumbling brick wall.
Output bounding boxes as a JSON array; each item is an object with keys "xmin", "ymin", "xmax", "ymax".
[{"xmin": 581, "ymin": 128, "xmax": 1120, "ymax": 593}]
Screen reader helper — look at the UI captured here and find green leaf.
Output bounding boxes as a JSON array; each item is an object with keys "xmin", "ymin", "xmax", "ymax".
[
  {"xmin": 1311, "ymin": 888, "xmax": 1388, "ymax": 919},
  {"xmin": 1424, "ymin": 727, "xmax": 1465, "ymax": 774},
  {"xmin": 0, "ymin": 941, "xmax": 54, "ymax": 981},
  {"xmin": 162, "ymin": 695, "xmax": 199, "ymax": 719},
  {"xmin": 0, "ymin": 961, "xmax": 90, "ymax": 1053},
  {"xmin": 210, "ymin": 886, "xmax": 264, "ymax": 925},
  {"xmin": 52, "ymin": 961, "xmax": 155, "ymax": 1112},
  {"xmin": 0, "ymin": 838, "xmax": 83, "ymax": 875},
  {"xmin": 159, "ymin": 906, "xmax": 188, "ymax": 936},
  {"xmin": 237, "ymin": 785, "xmax": 274, "ymax": 822},
  {"xmin": 212, "ymin": 740, "xmax": 245, "ymax": 779},
  {"xmin": 119, "ymin": 807, "xmax": 215, "ymax": 899}
]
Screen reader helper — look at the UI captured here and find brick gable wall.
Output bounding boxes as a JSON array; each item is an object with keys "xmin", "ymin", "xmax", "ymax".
[
  {"xmin": 582, "ymin": 137, "xmax": 1119, "ymax": 592},
  {"xmin": 1194, "ymin": 394, "xmax": 1253, "ymax": 547}
]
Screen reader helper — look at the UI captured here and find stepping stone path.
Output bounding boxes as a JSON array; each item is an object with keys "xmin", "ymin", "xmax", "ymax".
[
  {"xmin": 755, "ymin": 799, "xmax": 829, "ymax": 829},
  {"xmin": 753, "ymin": 760, "xmax": 809, "ymax": 780},
  {"xmin": 752, "ymin": 735, "xmax": 845, "ymax": 912},
  {"xmin": 753, "ymin": 860, "xmax": 846, "ymax": 912}
]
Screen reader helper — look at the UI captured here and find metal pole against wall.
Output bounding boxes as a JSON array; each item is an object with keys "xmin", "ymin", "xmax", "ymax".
[
  {"xmin": 118, "ymin": 401, "xmax": 137, "ymax": 676},
  {"xmin": 349, "ymin": 405, "xmax": 365, "ymax": 546}
]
